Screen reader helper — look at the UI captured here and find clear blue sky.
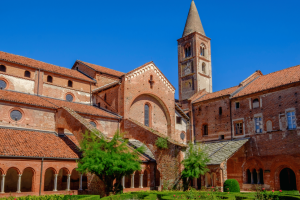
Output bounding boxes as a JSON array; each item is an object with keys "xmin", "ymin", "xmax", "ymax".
[{"xmin": 1, "ymin": 0, "xmax": 300, "ymax": 98}]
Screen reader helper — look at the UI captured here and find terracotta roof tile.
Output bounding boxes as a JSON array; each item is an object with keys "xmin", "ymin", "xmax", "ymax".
[
  {"xmin": 234, "ymin": 65, "xmax": 300, "ymax": 97},
  {"xmin": 0, "ymin": 51, "xmax": 93, "ymax": 82},
  {"xmin": 0, "ymin": 90, "xmax": 56, "ymax": 109},
  {"xmin": 78, "ymin": 60, "xmax": 124, "ymax": 77},
  {"xmin": 43, "ymin": 98, "xmax": 120, "ymax": 119},
  {"xmin": 0, "ymin": 90, "xmax": 120, "ymax": 119},
  {"xmin": 193, "ymin": 86, "xmax": 240, "ymax": 103},
  {"xmin": 0, "ymin": 128, "xmax": 79, "ymax": 159}
]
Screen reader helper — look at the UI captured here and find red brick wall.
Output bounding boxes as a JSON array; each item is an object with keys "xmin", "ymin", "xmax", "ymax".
[
  {"xmin": 95, "ymin": 74, "xmax": 120, "ymax": 88},
  {"xmin": 193, "ymin": 97, "xmax": 232, "ymax": 141},
  {"xmin": 123, "ymin": 63, "xmax": 176, "ymax": 139},
  {"xmin": 0, "ymin": 103, "xmax": 56, "ymax": 131},
  {"xmin": 42, "ymin": 72, "xmax": 91, "ymax": 103},
  {"xmin": 129, "ymin": 94, "xmax": 168, "ymax": 136},
  {"xmin": 124, "ymin": 119, "xmax": 183, "ymax": 188},
  {"xmin": 96, "ymin": 85, "xmax": 120, "ymax": 113}
]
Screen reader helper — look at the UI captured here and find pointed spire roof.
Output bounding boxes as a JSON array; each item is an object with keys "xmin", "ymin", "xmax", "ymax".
[{"xmin": 182, "ymin": 0, "xmax": 205, "ymax": 37}]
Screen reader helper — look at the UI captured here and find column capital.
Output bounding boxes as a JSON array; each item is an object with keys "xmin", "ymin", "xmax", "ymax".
[
  {"xmin": 54, "ymin": 174, "xmax": 59, "ymax": 177},
  {"xmin": 1, "ymin": 174, "xmax": 6, "ymax": 177},
  {"xmin": 67, "ymin": 174, "xmax": 71, "ymax": 177},
  {"xmin": 18, "ymin": 174, "xmax": 22, "ymax": 177}
]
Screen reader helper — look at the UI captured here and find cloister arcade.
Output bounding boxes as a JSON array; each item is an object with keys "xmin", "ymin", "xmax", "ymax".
[
  {"xmin": 0, "ymin": 167, "xmax": 87, "ymax": 194},
  {"xmin": 122, "ymin": 168, "xmax": 160, "ymax": 190}
]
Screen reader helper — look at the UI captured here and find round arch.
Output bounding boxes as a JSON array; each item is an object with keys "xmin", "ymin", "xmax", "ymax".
[
  {"xmin": 57, "ymin": 168, "xmax": 69, "ymax": 191},
  {"xmin": 128, "ymin": 93, "xmax": 172, "ymax": 136},
  {"xmin": 70, "ymin": 168, "xmax": 80, "ymax": 190},
  {"xmin": 21, "ymin": 167, "xmax": 35, "ymax": 192},
  {"xmin": 5, "ymin": 168, "xmax": 20, "ymax": 192},
  {"xmin": 280, "ymin": 168, "xmax": 297, "ymax": 190},
  {"xmin": 44, "ymin": 168, "xmax": 56, "ymax": 191}
]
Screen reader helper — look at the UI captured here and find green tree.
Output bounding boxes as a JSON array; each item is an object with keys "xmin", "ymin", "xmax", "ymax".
[
  {"xmin": 181, "ymin": 142, "xmax": 210, "ymax": 190},
  {"xmin": 77, "ymin": 130, "xmax": 144, "ymax": 196}
]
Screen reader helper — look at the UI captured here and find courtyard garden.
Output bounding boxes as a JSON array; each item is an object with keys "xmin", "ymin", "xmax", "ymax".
[{"xmin": 1, "ymin": 189, "xmax": 299, "ymax": 200}]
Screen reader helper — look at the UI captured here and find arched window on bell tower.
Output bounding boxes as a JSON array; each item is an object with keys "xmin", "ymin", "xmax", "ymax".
[
  {"xmin": 200, "ymin": 44, "xmax": 206, "ymax": 57},
  {"xmin": 185, "ymin": 45, "xmax": 191, "ymax": 58}
]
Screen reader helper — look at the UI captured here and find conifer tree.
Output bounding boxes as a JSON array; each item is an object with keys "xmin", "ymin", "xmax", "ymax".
[{"xmin": 77, "ymin": 130, "xmax": 144, "ymax": 196}]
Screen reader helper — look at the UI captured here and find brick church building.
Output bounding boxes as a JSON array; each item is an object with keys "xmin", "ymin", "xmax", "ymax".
[{"xmin": 0, "ymin": 0, "xmax": 299, "ymax": 197}]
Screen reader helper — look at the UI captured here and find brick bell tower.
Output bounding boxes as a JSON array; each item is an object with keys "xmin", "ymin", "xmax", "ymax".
[{"xmin": 178, "ymin": 0, "xmax": 212, "ymax": 101}]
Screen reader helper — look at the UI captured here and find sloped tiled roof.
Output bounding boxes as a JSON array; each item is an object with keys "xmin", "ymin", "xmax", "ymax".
[
  {"xmin": 0, "ymin": 51, "xmax": 93, "ymax": 82},
  {"xmin": 43, "ymin": 97, "xmax": 120, "ymax": 119},
  {"xmin": 203, "ymin": 138, "xmax": 249, "ymax": 165},
  {"xmin": 128, "ymin": 139, "xmax": 156, "ymax": 161},
  {"xmin": 193, "ymin": 86, "xmax": 239, "ymax": 103},
  {"xmin": 77, "ymin": 60, "xmax": 125, "ymax": 77},
  {"xmin": 233, "ymin": 65, "xmax": 300, "ymax": 98},
  {"xmin": 0, "ymin": 90, "xmax": 120, "ymax": 119},
  {"xmin": 0, "ymin": 128, "xmax": 80, "ymax": 159}
]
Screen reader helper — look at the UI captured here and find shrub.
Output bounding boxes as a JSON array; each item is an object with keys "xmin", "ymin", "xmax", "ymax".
[
  {"xmin": 224, "ymin": 179, "xmax": 240, "ymax": 192},
  {"xmin": 155, "ymin": 137, "xmax": 168, "ymax": 149}
]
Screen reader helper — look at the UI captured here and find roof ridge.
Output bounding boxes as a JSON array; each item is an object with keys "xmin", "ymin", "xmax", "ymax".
[
  {"xmin": 0, "ymin": 51, "xmax": 94, "ymax": 82},
  {"xmin": 0, "ymin": 51, "xmax": 66, "ymax": 69},
  {"xmin": 261, "ymin": 64, "xmax": 300, "ymax": 77},
  {"xmin": 77, "ymin": 60, "xmax": 125, "ymax": 76}
]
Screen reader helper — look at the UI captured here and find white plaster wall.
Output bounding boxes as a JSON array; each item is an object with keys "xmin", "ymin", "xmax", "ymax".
[
  {"xmin": 175, "ymin": 110, "xmax": 187, "ymax": 132},
  {"xmin": 0, "ymin": 74, "xmax": 35, "ymax": 94},
  {"xmin": 43, "ymin": 84, "xmax": 90, "ymax": 104}
]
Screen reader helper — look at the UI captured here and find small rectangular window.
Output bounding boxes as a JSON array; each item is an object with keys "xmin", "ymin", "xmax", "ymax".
[
  {"xmin": 236, "ymin": 102, "xmax": 240, "ymax": 109},
  {"xmin": 219, "ymin": 135, "xmax": 224, "ymax": 140},
  {"xmin": 287, "ymin": 111, "xmax": 296, "ymax": 130},
  {"xmin": 235, "ymin": 122, "xmax": 243, "ymax": 135},
  {"xmin": 219, "ymin": 107, "xmax": 222, "ymax": 115},
  {"xmin": 176, "ymin": 116, "xmax": 182, "ymax": 124},
  {"xmin": 255, "ymin": 117, "xmax": 263, "ymax": 133},
  {"xmin": 203, "ymin": 124, "xmax": 208, "ymax": 136}
]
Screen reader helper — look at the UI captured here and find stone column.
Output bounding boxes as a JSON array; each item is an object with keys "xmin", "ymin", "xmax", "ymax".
[
  {"xmin": 122, "ymin": 176, "xmax": 125, "ymax": 189},
  {"xmin": 53, "ymin": 174, "xmax": 58, "ymax": 191},
  {"xmin": 194, "ymin": 178, "xmax": 198, "ymax": 189},
  {"xmin": 79, "ymin": 174, "xmax": 83, "ymax": 191},
  {"xmin": 251, "ymin": 171, "xmax": 254, "ymax": 184},
  {"xmin": 17, "ymin": 174, "xmax": 22, "ymax": 193},
  {"xmin": 257, "ymin": 171, "xmax": 261, "ymax": 184},
  {"xmin": 1, "ymin": 174, "xmax": 5, "ymax": 193},
  {"xmin": 139, "ymin": 174, "xmax": 143, "ymax": 188},
  {"xmin": 67, "ymin": 174, "xmax": 71, "ymax": 191},
  {"xmin": 131, "ymin": 174, "xmax": 134, "ymax": 188}
]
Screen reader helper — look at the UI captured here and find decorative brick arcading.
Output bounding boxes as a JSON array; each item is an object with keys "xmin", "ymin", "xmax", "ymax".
[{"xmin": 125, "ymin": 63, "xmax": 175, "ymax": 94}]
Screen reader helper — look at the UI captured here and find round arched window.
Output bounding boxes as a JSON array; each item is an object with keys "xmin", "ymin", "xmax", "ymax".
[
  {"xmin": 66, "ymin": 94, "xmax": 73, "ymax": 102},
  {"xmin": 10, "ymin": 110, "xmax": 22, "ymax": 121},
  {"xmin": 0, "ymin": 80, "xmax": 7, "ymax": 89},
  {"xmin": 90, "ymin": 121, "xmax": 96, "ymax": 127}
]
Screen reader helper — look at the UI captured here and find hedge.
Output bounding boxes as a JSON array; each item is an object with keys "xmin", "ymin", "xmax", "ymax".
[
  {"xmin": 223, "ymin": 179, "xmax": 240, "ymax": 192},
  {"xmin": 0, "ymin": 195, "xmax": 100, "ymax": 200}
]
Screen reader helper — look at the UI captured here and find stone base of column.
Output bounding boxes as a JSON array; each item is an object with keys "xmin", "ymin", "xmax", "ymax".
[
  {"xmin": 139, "ymin": 186, "xmax": 143, "ymax": 188},
  {"xmin": 16, "ymin": 191, "xmax": 21, "ymax": 193},
  {"xmin": 53, "ymin": 190, "xmax": 58, "ymax": 192}
]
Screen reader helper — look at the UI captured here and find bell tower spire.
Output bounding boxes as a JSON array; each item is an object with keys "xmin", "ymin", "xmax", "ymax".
[
  {"xmin": 178, "ymin": 0, "xmax": 212, "ymax": 101},
  {"xmin": 183, "ymin": 0, "xmax": 205, "ymax": 37}
]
